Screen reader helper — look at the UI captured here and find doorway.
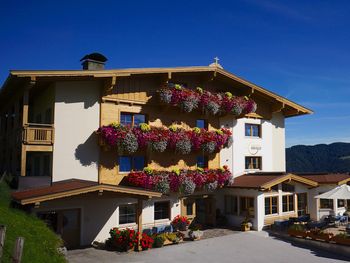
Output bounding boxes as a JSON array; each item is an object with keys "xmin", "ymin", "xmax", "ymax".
[
  {"xmin": 37, "ymin": 209, "xmax": 81, "ymax": 249},
  {"xmin": 195, "ymin": 196, "xmax": 216, "ymax": 227}
]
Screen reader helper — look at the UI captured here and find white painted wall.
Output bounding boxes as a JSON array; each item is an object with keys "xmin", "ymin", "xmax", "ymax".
[
  {"xmin": 53, "ymin": 81, "xmax": 100, "ymax": 182},
  {"xmin": 35, "ymin": 194, "xmax": 181, "ymax": 246},
  {"xmin": 220, "ymin": 112, "xmax": 285, "ymax": 177}
]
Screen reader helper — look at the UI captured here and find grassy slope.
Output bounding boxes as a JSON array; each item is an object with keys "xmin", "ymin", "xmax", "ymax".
[{"xmin": 0, "ymin": 181, "xmax": 66, "ymax": 263}]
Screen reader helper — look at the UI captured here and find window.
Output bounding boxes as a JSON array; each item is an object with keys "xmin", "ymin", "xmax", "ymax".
[
  {"xmin": 119, "ymin": 156, "xmax": 145, "ymax": 172},
  {"xmin": 245, "ymin": 156, "xmax": 262, "ymax": 170},
  {"xmin": 245, "ymin": 123, "xmax": 261, "ymax": 137},
  {"xmin": 240, "ymin": 197, "xmax": 254, "ymax": 217},
  {"xmin": 337, "ymin": 199, "xmax": 345, "ymax": 208},
  {"xmin": 282, "ymin": 183, "xmax": 295, "ymax": 192},
  {"xmin": 154, "ymin": 201, "xmax": 170, "ymax": 220},
  {"xmin": 265, "ymin": 196, "xmax": 278, "ymax": 215},
  {"xmin": 196, "ymin": 119, "xmax": 208, "ymax": 129},
  {"xmin": 196, "ymin": 156, "xmax": 208, "ymax": 169},
  {"xmin": 224, "ymin": 195, "xmax": 238, "ymax": 215},
  {"xmin": 119, "ymin": 204, "xmax": 136, "ymax": 224},
  {"xmin": 320, "ymin": 198, "xmax": 333, "ymax": 209},
  {"xmin": 282, "ymin": 195, "xmax": 294, "ymax": 212},
  {"xmin": 120, "ymin": 113, "xmax": 146, "ymax": 127}
]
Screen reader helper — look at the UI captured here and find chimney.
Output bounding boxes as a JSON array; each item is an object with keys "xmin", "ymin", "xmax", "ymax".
[{"xmin": 80, "ymin": 53, "xmax": 108, "ymax": 70}]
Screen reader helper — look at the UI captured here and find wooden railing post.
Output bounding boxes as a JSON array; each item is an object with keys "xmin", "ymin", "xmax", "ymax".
[
  {"xmin": 12, "ymin": 237, "xmax": 24, "ymax": 263},
  {"xmin": 0, "ymin": 225, "xmax": 6, "ymax": 260}
]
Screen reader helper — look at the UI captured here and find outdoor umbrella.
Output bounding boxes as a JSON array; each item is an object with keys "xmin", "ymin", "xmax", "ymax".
[
  {"xmin": 315, "ymin": 184, "xmax": 350, "ymax": 199},
  {"xmin": 315, "ymin": 184, "xmax": 350, "ymax": 224}
]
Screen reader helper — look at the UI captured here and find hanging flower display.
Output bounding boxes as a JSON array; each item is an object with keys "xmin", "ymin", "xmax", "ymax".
[
  {"xmin": 126, "ymin": 166, "xmax": 233, "ymax": 194},
  {"xmin": 158, "ymin": 84, "xmax": 257, "ymax": 116},
  {"xmin": 97, "ymin": 123, "xmax": 232, "ymax": 155}
]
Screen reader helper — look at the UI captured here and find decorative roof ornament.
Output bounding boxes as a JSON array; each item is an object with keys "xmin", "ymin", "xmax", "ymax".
[{"xmin": 209, "ymin": 57, "xmax": 223, "ymax": 69}]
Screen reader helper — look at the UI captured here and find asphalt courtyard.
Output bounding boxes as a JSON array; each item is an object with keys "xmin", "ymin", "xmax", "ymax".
[{"xmin": 67, "ymin": 231, "xmax": 350, "ymax": 263}]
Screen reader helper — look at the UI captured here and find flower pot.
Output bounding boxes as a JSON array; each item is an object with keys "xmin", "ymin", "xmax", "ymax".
[{"xmin": 241, "ymin": 225, "xmax": 250, "ymax": 232}]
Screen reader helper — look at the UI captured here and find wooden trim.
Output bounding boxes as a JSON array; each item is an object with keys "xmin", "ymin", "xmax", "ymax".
[
  {"xmin": 337, "ymin": 178, "xmax": 350, "ymax": 185},
  {"xmin": 8, "ymin": 66, "xmax": 312, "ymax": 116},
  {"xmin": 261, "ymin": 174, "xmax": 318, "ymax": 189},
  {"xmin": 19, "ymin": 185, "xmax": 161, "ymax": 205},
  {"xmin": 136, "ymin": 199, "xmax": 143, "ymax": 251}
]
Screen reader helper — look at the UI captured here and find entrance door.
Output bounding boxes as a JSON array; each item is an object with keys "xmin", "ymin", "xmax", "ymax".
[
  {"xmin": 37, "ymin": 209, "xmax": 80, "ymax": 249},
  {"xmin": 60, "ymin": 209, "xmax": 81, "ymax": 249},
  {"xmin": 297, "ymin": 193, "xmax": 308, "ymax": 216},
  {"xmin": 195, "ymin": 197, "xmax": 216, "ymax": 227}
]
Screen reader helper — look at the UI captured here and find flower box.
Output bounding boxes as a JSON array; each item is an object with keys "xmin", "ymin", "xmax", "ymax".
[
  {"xmin": 332, "ymin": 236, "xmax": 350, "ymax": 246},
  {"xmin": 287, "ymin": 229, "xmax": 309, "ymax": 238},
  {"xmin": 308, "ymin": 232, "xmax": 333, "ymax": 242}
]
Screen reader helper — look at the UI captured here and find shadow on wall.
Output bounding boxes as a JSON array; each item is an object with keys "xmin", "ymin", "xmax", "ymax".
[
  {"xmin": 75, "ymin": 132, "xmax": 99, "ymax": 167},
  {"xmin": 55, "ymin": 81, "xmax": 99, "ymax": 109}
]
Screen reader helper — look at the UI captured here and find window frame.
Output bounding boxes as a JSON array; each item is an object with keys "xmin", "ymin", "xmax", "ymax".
[
  {"xmin": 320, "ymin": 198, "xmax": 333, "ymax": 209},
  {"xmin": 245, "ymin": 123, "xmax": 261, "ymax": 138},
  {"xmin": 196, "ymin": 119, "xmax": 208, "ymax": 129},
  {"xmin": 265, "ymin": 196, "xmax": 278, "ymax": 216},
  {"xmin": 119, "ymin": 204, "xmax": 137, "ymax": 225},
  {"xmin": 337, "ymin": 199, "xmax": 345, "ymax": 208},
  {"xmin": 282, "ymin": 194, "xmax": 295, "ymax": 213},
  {"xmin": 196, "ymin": 155, "xmax": 209, "ymax": 169},
  {"xmin": 245, "ymin": 156, "xmax": 262, "ymax": 170},
  {"xmin": 154, "ymin": 201, "xmax": 170, "ymax": 221},
  {"xmin": 119, "ymin": 156, "xmax": 146, "ymax": 173},
  {"xmin": 120, "ymin": 112, "xmax": 147, "ymax": 128}
]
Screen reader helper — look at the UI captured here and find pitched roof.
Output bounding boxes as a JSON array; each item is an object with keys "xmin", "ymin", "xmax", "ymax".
[
  {"xmin": 0, "ymin": 65, "xmax": 312, "ymax": 117},
  {"xmin": 228, "ymin": 172, "xmax": 318, "ymax": 190},
  {"xmin": 298, "ymin": 173, "xmax": 350, "ymax": 185},
  {"xmin": 11, "ymin": 179, "xmax": 162, "ymax": 205}
]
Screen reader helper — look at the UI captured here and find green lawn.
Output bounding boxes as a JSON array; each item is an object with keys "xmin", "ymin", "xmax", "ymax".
[{"xmin": 0, "ymin": 181, "xmax": 66, "ymax": 263}]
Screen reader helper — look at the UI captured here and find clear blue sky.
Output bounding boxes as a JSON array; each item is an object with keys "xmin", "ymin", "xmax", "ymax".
[{"xmin": 1, "ymin": 0, "xmax": 349, "ymax": 147}]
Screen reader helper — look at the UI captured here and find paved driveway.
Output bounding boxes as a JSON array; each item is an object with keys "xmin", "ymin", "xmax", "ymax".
[{"xmin": 68, "ymin": 232, "xmax": 350, "ymax": 263}]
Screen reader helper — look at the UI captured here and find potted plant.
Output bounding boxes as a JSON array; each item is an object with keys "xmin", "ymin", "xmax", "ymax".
[
  {"xmin": 171, "ymin": 215, "xmax": 190, "ymax": 231},
  {"xmin": 107, "ymin": 228, "xmax": 137, "ymax": 252},
  {"xmin": 241, "ymin": 218, "xmax": 252, "ymax": 231},
  {"xmin": 332, "ymin": 233, "xmax": 350, "ymax": 246},
  {"xmin": 287, "ymin": 224, "xmax": 308, "ymax": 238},
  {"xmin": 152, "ymin": 235, "xmax": 165, "ymax": 248},
  {"xmin": 308, "ymin": 228, "xmax": 333, "ymax": 242},
  {"xmin": 140, "ymin": 233, "xmax": 154, "ymax": 251}
]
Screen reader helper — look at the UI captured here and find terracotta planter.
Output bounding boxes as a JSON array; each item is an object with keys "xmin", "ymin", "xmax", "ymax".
[
  {"xmin": 332, "ymin": 237, "xmax": 350, "ymax": 246},
  {"xmin": 287, "ymin": 229, "xmax": 308, "ymax": 238},
  {"xmin": 308, "ymin": 233, "xmax": 333, "ymax": 242}
]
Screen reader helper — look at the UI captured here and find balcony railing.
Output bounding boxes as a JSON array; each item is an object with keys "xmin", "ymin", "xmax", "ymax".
[{"xmin": 23, "ymin": 124, "xmax": 54, "ymax": 145}]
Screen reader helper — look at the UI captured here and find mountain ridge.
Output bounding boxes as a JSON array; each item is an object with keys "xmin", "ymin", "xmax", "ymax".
[{"xmin": 286, "ymin": 142, "xmax": 350, "ymax": 173}]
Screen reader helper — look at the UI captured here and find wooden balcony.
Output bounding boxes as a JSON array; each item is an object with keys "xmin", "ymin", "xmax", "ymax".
[{"xmin": 23, "ymin": 124, "xmax": 54, "ymax": 145}]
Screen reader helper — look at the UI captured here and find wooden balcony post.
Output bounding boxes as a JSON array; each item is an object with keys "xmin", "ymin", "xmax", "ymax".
[
  {"xmin": 136, "ymin": 198, "xmax": 143, "ymax": 251},
  {"xmin": 21, "ymin": 78, "xmax": 35, "ymax": 177}
]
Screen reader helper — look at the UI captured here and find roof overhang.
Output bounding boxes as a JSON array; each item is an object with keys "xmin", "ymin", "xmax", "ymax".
[
  {"xmin": 1, "ymin": 65, "xmax": 312, "ymax": 118},
  {"xmin": 12, "ymin": 182, "xmax": 162, "ymax": 205}
]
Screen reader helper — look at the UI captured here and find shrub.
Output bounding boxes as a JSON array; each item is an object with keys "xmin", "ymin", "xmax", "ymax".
[{"xmin": 152, "ymin": 235, "xmax": 165, "ymax": 248}]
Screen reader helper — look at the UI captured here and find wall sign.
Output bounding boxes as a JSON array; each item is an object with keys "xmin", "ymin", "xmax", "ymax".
[{"xmin": 249, "ymin": 144, "xmax": 262, "ymax": 155}]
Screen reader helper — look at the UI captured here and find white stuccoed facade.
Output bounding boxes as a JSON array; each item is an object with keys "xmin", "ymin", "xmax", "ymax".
[
  {"xmin": 53, "ymin": 81, "xmax": 100, "ymax": 182},
  {"xmin": 220, "ymin": 112, "xmax": 286, "ymax": 177}
]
